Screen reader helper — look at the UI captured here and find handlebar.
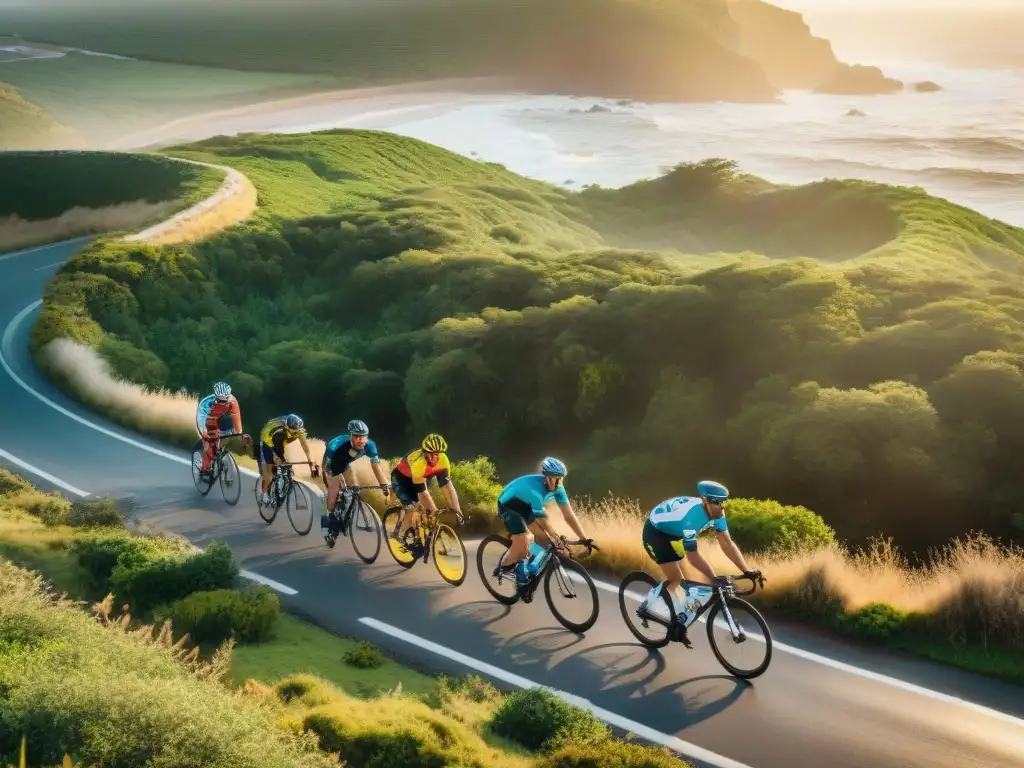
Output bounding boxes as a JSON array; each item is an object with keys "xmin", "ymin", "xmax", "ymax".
[
  {"xmin": 339, "ymin": 484, "xmax": 387, "ymax": 492},
  {"xmin": 553, "ymin": 536, "xmax": 600, "ymax": 558},
  {"xmin": 725, "ymin": 573, "xmax": 766, "ymax": 597}
]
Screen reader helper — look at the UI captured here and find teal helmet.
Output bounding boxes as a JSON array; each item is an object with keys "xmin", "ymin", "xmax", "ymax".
[{"xmin": 697, "ymin": 480, "xmax": 729, "ymax": 502}]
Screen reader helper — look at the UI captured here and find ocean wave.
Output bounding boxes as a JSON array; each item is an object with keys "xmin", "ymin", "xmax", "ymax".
[
  {"xmin": 775, "ymin": 155, "xmax": 1024, "ymax": 190},
  {"xmin": 830, "ymin": 135, "xmax": 1024, "ymax": 159}
]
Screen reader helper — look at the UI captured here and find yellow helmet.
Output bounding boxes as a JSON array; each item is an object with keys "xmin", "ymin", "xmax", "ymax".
[{"xmin": 421, "ymin": 433, "xmax": 448, "ymax": 453}]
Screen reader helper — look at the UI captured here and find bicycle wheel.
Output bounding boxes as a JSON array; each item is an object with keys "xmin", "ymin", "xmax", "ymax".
[
  {"xmin": 219, "ymin": 451, "xmax": 242, "ymax": 506},
  {"xmin": 191, "ymin": 440, "xmax": 214, "ymax": 496},
  {"xmin": 286, "ymin": 480, "xmax": 314, "ymax": 535},
  {"xmin": 476, "ymin": 534, "xmax": 519, "ymax": 605},
  {"xmin": 348, "ymin": 500, "xmax": 383, "ymax": 564},
  {"xmin": 431, "ymin": 523, "xmax": 467, "ymax": 586},
  {"xmin": 544, "ymin": 557, "xmax": 599, "ymax": 633},
  {"xmin": 381, "ymin": 507, "xmax": 416, "ymax": 568},
  {"xmin": 618, "ymin": 571, "xmax": 674, "ymax": 648},
  {"xmin": 705, "ymin": 596, "xmax": 773, "ymax": 679},
  {"xmin": 256, "ymin": 476, "xmax": 277, "ymax": 524}
]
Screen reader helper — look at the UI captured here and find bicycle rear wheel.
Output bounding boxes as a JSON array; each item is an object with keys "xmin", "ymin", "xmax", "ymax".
[
  {"xmin": 286, "ymin": 480, "xmax": 314, "ymax": 535},
  {"xmin": 219, "ymin": 451, "xmax": 241, "ymax": 506},
  {"xmin": 618, "ymin": 571, "xmax": 673, "ymax": 648},
  {"xmin": 348, "ymin": 500, "xmax": 383, "ymax": 564},
  {"xmin": 381, "ymin": 507, "xmax": 416, "ymax": 568},
  {"xmin": 544, "ymin": 558, "xmax": 599, "ymax": 633},
  {"xmin": 191, "ymin": 440, "xmax": 214, "ymax": 496},
  {"xmin": 431, "ymin": 523, "xmax": 467, "ymax": 586},
  {"xmin": 256, "ymin": 477, "xmax": 276, "ymax": 524},
  {"xmin": 476, "ymin": 534, "xmax": 519, "ymax": 605},
  {"xmin": 705, "ymin": 596, "xmax": 773, "ymax": 679}
]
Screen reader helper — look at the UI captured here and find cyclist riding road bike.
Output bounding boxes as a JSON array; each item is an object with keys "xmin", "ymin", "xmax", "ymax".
[
  {"xmin": 640, "ymin": 480, "xmax": 762, "ymax": 645},
  {"xmin": 321, "ymin": 418, "xmax": 390, "ymax": 513},
  {"xmin": 258, "ymin": 413, "xmax": 318, "ymax": 506},
  {"xmin": 496, "ymin": 458, "xmax": 593, "ymax": 596},
  {"xmin": 195, "ymin": 381, "xmax": 251, "ymax": 479},
  {"xmin": 389, "ymin": 433, "xmax": 463, "ymax": 553}
]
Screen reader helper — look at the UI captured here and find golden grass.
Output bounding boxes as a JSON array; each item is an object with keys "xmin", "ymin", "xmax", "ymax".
[
  {"xmin": 0, "ymin": 200, "xmax": 177, "ymax": 252},
  {"xmin": 125, "ymin": 165, "xmax": 257, "ymax": 245}
]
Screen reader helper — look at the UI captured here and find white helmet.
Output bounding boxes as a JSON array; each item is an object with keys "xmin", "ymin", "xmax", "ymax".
[{"xmin": 213, "ymin": 381, "xmax": 231, "ymax": 401}]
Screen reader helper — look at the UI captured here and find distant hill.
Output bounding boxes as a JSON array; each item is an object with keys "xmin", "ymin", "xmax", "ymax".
[{"xmin": 0, "ymin": 82, "xmax": 84, "ymax": 149}]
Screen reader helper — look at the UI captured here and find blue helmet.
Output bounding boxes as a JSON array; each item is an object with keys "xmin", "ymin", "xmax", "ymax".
[
  {"xmin": 541, "ymin": 457, "xmax": 568, "ymax": 477},
  {"xmin": 347, "ymin": 419, "xmax": 369, "ymax": 436},
  {"xmin": 285, "ymin": 414, "xmax": 304, "ymax": 431},
  {"xmin": 697, "ymin": 480, "xmax": 729, "ymax": 502}
]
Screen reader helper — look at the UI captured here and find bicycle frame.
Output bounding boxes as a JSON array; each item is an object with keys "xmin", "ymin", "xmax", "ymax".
[
  {"xmin": 641, "ymin": 577, "xmax": 754, "ymax": 641},
  {"xmin": 512, "ymin": 537, "xmax": 593, "ymax": 599}
]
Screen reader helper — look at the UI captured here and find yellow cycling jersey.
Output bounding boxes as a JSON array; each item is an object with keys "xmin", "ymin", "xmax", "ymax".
[
  {"xmin": 260, "ymin": 417, "xmax": 307, "ymax": 448},
  {"xmin": 395, "ymin": 449, "xmax": 451, "ymax": 484}
]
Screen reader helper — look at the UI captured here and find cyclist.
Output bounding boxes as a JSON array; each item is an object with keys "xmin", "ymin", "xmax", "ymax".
[
  {"xmin": 389, "ymin": 433, "xmax": 462, "ymax": 553},
  {"xmin": 258, "ymin": 413, "xmax": 319, "ymax": 506},
  {"xmin": 639, "ymin": 480, "xmax": 762, "ymax": 645},
  {"xmin": 321, "ymin": 417, "xmax": 390, "ymax": 515},
  {"xmin": 495, "ymin": 457, "xmax": 593, "ymax": 597},
  {"xmin": 195, "ymin": 381, "xmax": 251, "ymax": 479}
]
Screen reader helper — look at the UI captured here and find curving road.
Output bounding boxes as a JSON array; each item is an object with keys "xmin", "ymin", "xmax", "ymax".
[{"xmin": 2, "ymin": 239, "xmax": 1023, "ymax": 768}]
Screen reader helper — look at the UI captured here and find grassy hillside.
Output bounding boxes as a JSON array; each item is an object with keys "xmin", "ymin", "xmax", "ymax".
[
  {"xmin": 0, "ymin": 81, "xmax": 84, "ymax": 149},
  {"xmin": 30, "ymin": 129, "xmax": 1024, "ymax": 559},
  {"xmin": 2, "ymin": 0, "xmax": 778, "ymax": 103},
  {"xmin": 0, "ymin": 151, "xmax": 224, "ymax": 251}
]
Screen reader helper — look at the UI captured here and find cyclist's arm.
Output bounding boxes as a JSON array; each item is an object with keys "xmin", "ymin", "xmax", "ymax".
[
  {"xmin": 416, "ymin": 486, "xmax": 438, "ymax": 513},
  {"xmin": 715, "ymin": 530, "xmax": 751, "ymax": 574},
  {"xmin": 556, "ymin": 501, "xmax": 587, "ymax": 542},
  {"xmin": 441, "ymin": 481, "xmax": 460, "ymax": 513},
  {"xmin": 298, "ymin": 433, "xmax": 313, "ymax": 463},
  {"xmin": 534, "ymin": 515, "xmax": 569, "ymax": 554},
  {"xmin": 371, "ymin": 462, "xmax": 388, "ymax": 489},
  {"xmin": 230, "ymin": 399, "xmax": 243, "ymax": 435},
  {"xmin": 365, "ymin": 442, "xmax": 387, "ymax": 489},
  {"xmin": 684, "ymin": 547, "xmax": 718, "ymax": 583}
]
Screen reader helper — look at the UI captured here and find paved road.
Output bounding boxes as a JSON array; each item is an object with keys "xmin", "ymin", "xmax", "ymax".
[{"xmin": 2, "ymin": 239, "xmax": 1023, "ymax": 768}]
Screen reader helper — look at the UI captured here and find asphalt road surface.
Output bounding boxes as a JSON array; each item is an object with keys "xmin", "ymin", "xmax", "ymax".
[{"xmin": 2, "ymin": 239, "xmax": 1023, "ymax": 768}]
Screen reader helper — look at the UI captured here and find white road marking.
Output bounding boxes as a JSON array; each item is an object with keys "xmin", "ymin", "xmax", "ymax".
[
  {"xmin": 2, "ymin": 266, "xmax": 1022, "ymax": 725},
  {"xmin": 0, "ymin": 443, "xmax": 299, "ymax": 596},
  {"xmin": 359, "ymin": 616, "xmax": 753, "ymax": 768},
  {"xmin": 0, "ymin": 236, "xmax": 92, "ymax": 265}
]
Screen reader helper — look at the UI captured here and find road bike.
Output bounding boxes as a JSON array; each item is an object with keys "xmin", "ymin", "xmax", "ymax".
[
  {"xmin": 618, "ymin": 571, "xmax": 773, "ymax": 679},
  {"xmin": 477, "ymin": 534, "xmax": 601, "ymax": 634},
  {"xmin": 320, "ymin": 484, "xmax": 384, "ymax": 563},
  {"xmin": 254, "ymin": 461, "xmax": 317, "ymax": 535},
  {"xmin": 190, "ymin": 431, "xmax": 246, "ymax": 505},
  {"xmin": 381, "ymin": 504, "xmax": 469, "ymax": 586}
]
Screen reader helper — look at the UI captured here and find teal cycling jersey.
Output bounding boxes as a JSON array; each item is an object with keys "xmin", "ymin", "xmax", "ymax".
[
  {"xmin": 648, "ymin": 496, "xmax": 728, "ymax": 545},
  {"xmin": 498, "ymin": 474, "xmax": 568, "ymax": 518}
]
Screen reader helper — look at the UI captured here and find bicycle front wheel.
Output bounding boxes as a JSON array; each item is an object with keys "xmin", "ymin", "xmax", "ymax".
[
  {"xmin": 381, "ymin": 507, "xmax": 416, "ymax": 568},
  {"xmin": 191, "ymin": 440, "xmax": 214, "ymax": 496},
  {"xmin": 476, "ymin": 534, "xmax": 519, "ymax": 605},
  {"xmin": 349, "ymin": 500, "xmax": 383, "ymax": 564},
  {"xmin": 256, "ymin": 477, "xmax": 277, "ymax": 524},
  {"xmin": 286, "ymin": 480, "xmax": 314, "ymax": 535},
  {"xmin": 544, "ymin": 558, "xmax": 599, "ymax": 633},
  {"xmin": 219, "ymin": 451, "xmax": 241, "ymax": 506},
  {"xmin": 705, "ymin": 596, "xmax": 773, "ymax": 679},
  {"xmin": 431, "ymin": 523, "xmax": 467, "ymax": 586}
]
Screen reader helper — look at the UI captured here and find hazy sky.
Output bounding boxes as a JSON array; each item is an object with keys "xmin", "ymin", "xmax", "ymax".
[{"xmin": 772, "ymin": 0, "xmax": 1019, "ymax": 9}]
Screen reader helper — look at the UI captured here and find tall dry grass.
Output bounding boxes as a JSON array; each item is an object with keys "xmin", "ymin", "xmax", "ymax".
[
  {"xmin": 564, "ymin": 496, "xmax": 1024, "ymax": 651},
  {"xmin": 0, "ymin": 200, "xmax": 177, "ymax": 253}
]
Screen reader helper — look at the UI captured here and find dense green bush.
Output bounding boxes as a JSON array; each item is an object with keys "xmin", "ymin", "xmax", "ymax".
[
  {"xmin": 489, "ymin": 688, "xmax": 610, "ymax": 752},
  {"xmin": 343, "ymin": 640, "xmax": 385, "ymax": 669},
  {"xmin": 159, "ymin": 586, "xmax": 280, "ymax": 646},
  {"xmin": 110, "ymin": 539, "xmax": 239, "ymax": 613},
  {"xmin": 24, "ymin": 496, "xmax": 71, "ymax": 527},
  {"xmin": 72, "ymin": 531, "xmax": 192, "ymax": 593},
  {"xmin": 66, "ymin": 498, "xmax": 124, "ymax": 528},
  {"xmin": 539, "ymin": 740, "xmax": 692, "ymax": 768},
  {"xmin": 724, "ymin": 498, "xmax": 836, "ymax": 554},
  {"xmin": 838, "ymin": 602, "xmax": 916, "ymax": 642}
]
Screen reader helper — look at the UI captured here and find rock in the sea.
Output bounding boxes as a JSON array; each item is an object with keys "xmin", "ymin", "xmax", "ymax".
[
  {"xmin": 585, "ymin": 104, "xmax": 612, "ymax": 113},
  {"xmin": 845, "ymin": 108, "xmax": 867, "ymax": 117},
  {"xmin": 815, "ymin": 64, "xmax": 904, "ymax": 95},
  {"xmin": 913, "ymin": 80, "xmax": 943, "ymax": 92}
]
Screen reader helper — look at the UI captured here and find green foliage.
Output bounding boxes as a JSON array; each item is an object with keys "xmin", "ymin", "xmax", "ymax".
[
  {"xmin": 32, "ymin": 129, "xmax": 1024, "ymax": 555},
  {"xmin": 66, "ymin": 498, "xmax": 124, "ymax": 528},
  {"xmin": 23, "ymin": 497, "xmax": 71, "ymax": 527},
  {"xmin": 724, "ymin": 498, "xmax": 835, "ymax": 554},
  {"xmin": 159, "ymin": 586, "xmax": 280, "ymax": 646},
  {"xmin": 0, "ymin": 151, "xmax": 221, "ymax": 219},
  {"xmin": 72, "ymin": 531, "xmax": 193, "ymax": 595},
  {"xmin": 489, "ymin": 688, "xmax": 610, "ymax": 752},
  {"xmin": 342, "ymin": 640, "xmax": 386, "ymax": 670},
  {"xmin": 539, "ymin": 740, "xmax": 692, "ymax": 768},
  {"xmin": 838, "ymin": 602, "xmax": 916, "ymax": 642}
]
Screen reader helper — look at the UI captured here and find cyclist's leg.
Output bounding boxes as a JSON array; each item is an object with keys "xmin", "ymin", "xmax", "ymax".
[
  {"xmin": 497, "ymin": 503, "xmax": 532, "ymax": 576},
  {"xmin": 259, "ymin": 444, "xmax": 275, "ymax": 498},
  {"xmin": 389, "ymin": 470, "xmax": 417, "ymax": 538},
  {"xmin": 640, "ymin": 519, "xmax": 689, "ymax": 616}
]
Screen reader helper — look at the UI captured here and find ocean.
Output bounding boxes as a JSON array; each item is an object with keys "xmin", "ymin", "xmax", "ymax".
[{"xmin": 347, "ymin": 61, "xmax": 1024, "ymax": 227}]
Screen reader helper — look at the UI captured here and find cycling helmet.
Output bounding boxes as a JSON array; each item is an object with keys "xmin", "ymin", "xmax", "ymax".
[
  {"xmin": 541, "ymin": 457, "xmax": 568, "ymax": 477},
  {"xmin": 697, "ymin": 480, "xmax": 729, "ymax": 502},
  {"xmin": 285, "ymin": 414, "xmax": 304, "ymax": 431},
  {"xmin": 347, "ymin": 419, "xmax": 369, "ymax": 436},
  {"xmin": 421, "ymin": 433, "xmax": 447, "ymax": 453},
  {"xmin": 213, "ymin": 381, "xmax": 231, "ymax": 401}
]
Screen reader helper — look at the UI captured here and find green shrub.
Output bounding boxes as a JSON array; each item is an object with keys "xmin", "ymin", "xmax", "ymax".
[
  {"xmin": 111, "ymin": 539, "xmax": 239, "ymax": 613},
  {"xmin": 275, "ymin": 674, "xmax": 337, "ymax": 707},
  {"xmin": 72, "ymin": 531, "xmax": 191, "ymax": 592},
  {"xmin": 343, "ymin": 640, "xmax": 385, "ymax": 669},
  {"xmin": 66, "ymin": 498, "xmax": 124, "ymax": 528},
  {"xmin": 489, "ymin": 688, "xmax": 610, "ymax": 752},
  {"xmin": 540, "ymin": 740, "xmax": 692, "ymax": 768},
  {"xmin": 839, "ymin": 602, "xmax": 913, "ymax": 642},
  {"xmin": 25, "ymin": 496, "xmax": 71, "ymax": 527},
  {"xmin": 159, "ymin": 587, "xmax": 280, "ymax": 646},
  {"xmin": 724, "ymin": 498, "xmax": 836, "ymax": 554},
  {"xmin": 0, "ymin": 468, "xmax": 31, "ymax": 496}
]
